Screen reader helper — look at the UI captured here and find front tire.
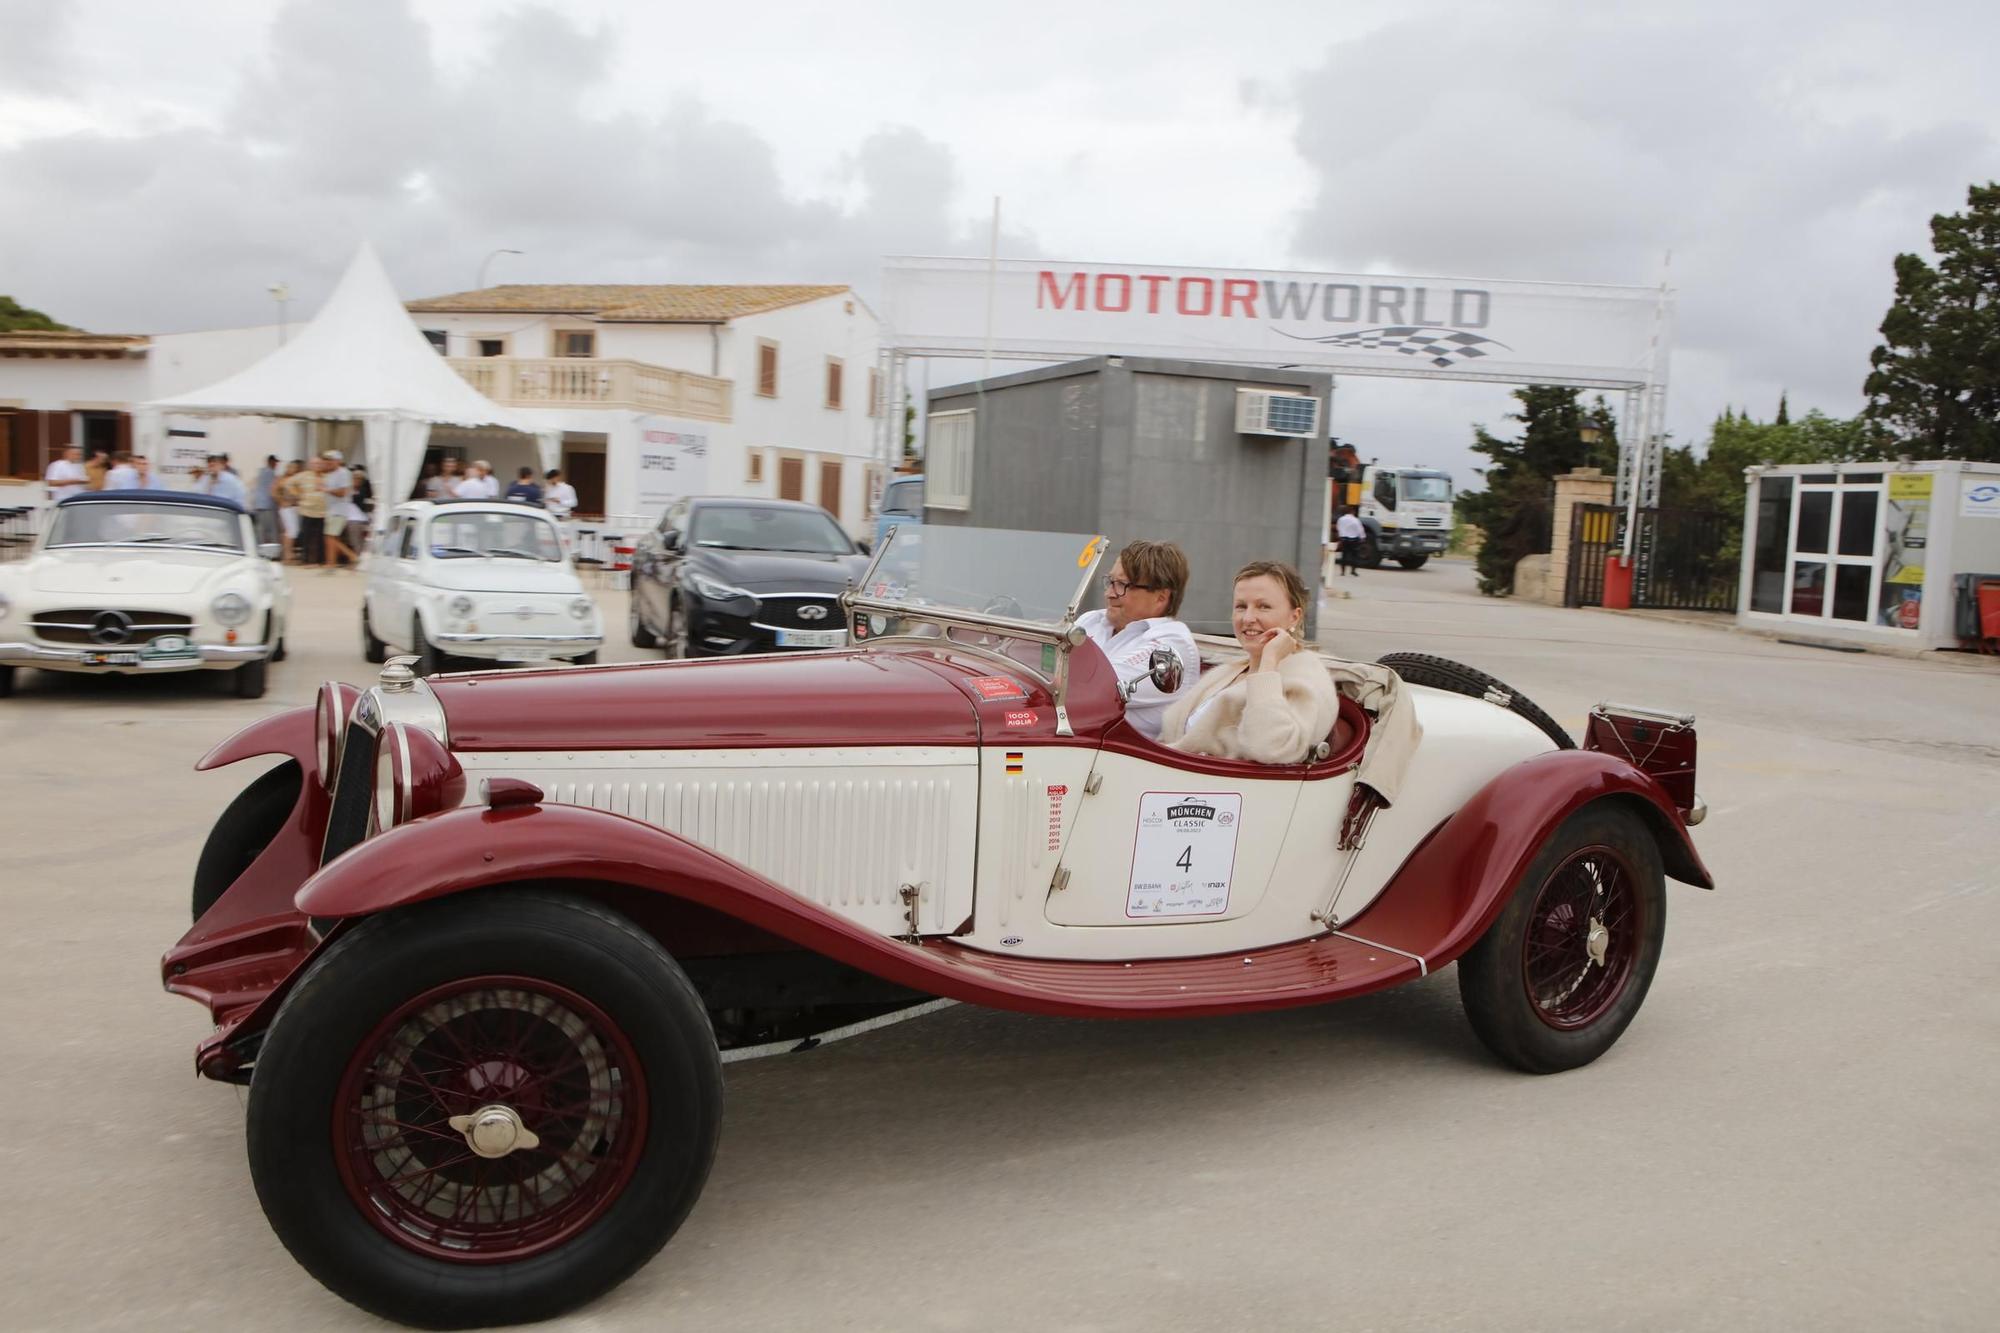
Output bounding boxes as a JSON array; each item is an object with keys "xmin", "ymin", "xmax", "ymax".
[
  {"xmin": 361, "ymin": 604, "xmax": 387, "ymax": 664},
  {"xmin": 1457, "ymin": 804, "xmax": 1667, "ymax": 1073},
  {"xmin": 412, "ymin": 615, "xmax": 443, "ymax": 677},
  {"xmin": 246, "ymin": 891, "xmax": 722, "ymax": 1329},
  {"xmin": 1397, "ymin": 555, "xmax": 1430, "ymax": 570},
  {"xmin": 628, "ymin": 591, "xmax": 659, "ymax": 649},
  {"xmin": 1358, "ymin": 537, "xmax": 1384, "ymax": 569},
  {"xmin": 663, "ymin": 595, "xmax": 689, "ymax": 659},
  {"xmin": 233, "ymin": 656, "xmax": 268, "ymax": 699},
  {"xmin": 0, "ymin": 665, "xmax": 13, "ymax": 697}
]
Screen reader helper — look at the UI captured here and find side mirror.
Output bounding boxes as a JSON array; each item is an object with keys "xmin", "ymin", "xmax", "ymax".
[
  {"xmin": 663, "ymin": 530, "xmax": 684, "ymax": 554},
  {"xmin": 856, "ymin": 537, "xmax": 872, "ymax": 555},
  {"xmin": 1120, "ymin": 646, "xmax": 1185, "ymax": 701},
  {"xmin": 258, "ymin": 542, "xmax": 282, "ymax": 560}
]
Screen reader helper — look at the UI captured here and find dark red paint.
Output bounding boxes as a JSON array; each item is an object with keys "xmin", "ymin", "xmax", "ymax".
[
  {"xmin": 1343, "ymin": 749, "xmax": 1712, "ymax": 974},
  {"xmin": 432, "ymin": 651, "xmax": 985, "ymax": 751}
]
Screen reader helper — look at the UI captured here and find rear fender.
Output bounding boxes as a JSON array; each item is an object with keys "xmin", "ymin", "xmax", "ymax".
[{"xmin": 1344, "ymin": 749, "xmax": 1712, "ymax": 970}]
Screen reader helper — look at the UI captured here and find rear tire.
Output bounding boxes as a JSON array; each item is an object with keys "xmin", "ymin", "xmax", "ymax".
[
  {"xmin": 0, "ymin": 665, "xmax": 13, "ymax": 697},
  {"xmin": 246, "ymin": 891, "xmax": 722, "ymax": 1329},
  {"xmin": 570, "ymin": 651, "xmax": 598, "ymax": 666},
  {"xmin": 1397, "ymin": 555, "xmax": 1430, "ymax": 570},
  {"xmin": 1457, "ymin": 804, "xmax": 1666, "ymax": 1073},
  {"xmin": 1376, "ymin": 651, "xmax": 1574, "ymax": 749},
  {"xmin": 190, "ymin": 760, "xmax": 302, "ymax": 922}
]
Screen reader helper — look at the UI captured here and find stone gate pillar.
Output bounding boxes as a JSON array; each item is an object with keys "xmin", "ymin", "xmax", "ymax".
[{"xmin": 1547, "ymin": 467, "xmax": 1616, "ymax": 607}]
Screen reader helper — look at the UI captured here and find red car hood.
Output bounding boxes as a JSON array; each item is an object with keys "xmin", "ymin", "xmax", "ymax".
[{"xmin": 432, "ymin": 650, "xmax": 990, "ymax": 750}]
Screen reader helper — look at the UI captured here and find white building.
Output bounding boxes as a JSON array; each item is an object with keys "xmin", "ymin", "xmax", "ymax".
[
  {"xmin": 403, "ymin": 284, "xmax": 886, "ymax": 529},
  {"xmin": 5, "ymin": 282, "xmax": 888, "ymax": 534}
]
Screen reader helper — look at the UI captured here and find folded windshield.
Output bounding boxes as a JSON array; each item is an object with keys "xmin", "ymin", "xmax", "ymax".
[
  {"xmin": 46, "ymin": 502, "xmax": 243, "ymax": 552},
  {"xmin": 855, "ymin": 525, "xmax": 1106, "ymax": 628},
  {"xmin": 428, "ymin": 512, "xmax": 563, "ymax": 561}
]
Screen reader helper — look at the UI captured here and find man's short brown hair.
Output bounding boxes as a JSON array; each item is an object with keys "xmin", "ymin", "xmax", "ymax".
[
  {"xmin": 1117, "ymin": 539, "xmax": 1190, "ymax": 616},
  {"xmin": 1232, "ymin": 559, "xmax": 1309, "ymax": 617}
]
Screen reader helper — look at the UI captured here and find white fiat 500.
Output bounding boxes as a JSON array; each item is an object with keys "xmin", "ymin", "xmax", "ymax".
[
  {"xmin": 361, "ymin": 500, "xmax": 602, "ymax": 674},
  {"xmin": 0, "ymin": 490, "xmax": 289, "ymax": 698}
]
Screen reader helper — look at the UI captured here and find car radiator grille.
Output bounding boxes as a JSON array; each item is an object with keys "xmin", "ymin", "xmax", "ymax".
[
  {"xmin": 754, "ymin": 595, "xmax": 842, "ymax": 629},
  {"xmin": 321, "ymin": 719, "xmax": 379, "ymax": 866},
  {"xmin": 27, "ymin": 608, "xmax": 197, "ymax": 645},
  {"xmin": 1414, "ymin": 517, "xmax": 1446, "ymax": 528}
]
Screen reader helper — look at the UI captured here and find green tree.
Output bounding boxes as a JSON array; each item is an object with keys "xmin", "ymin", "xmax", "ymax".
[
  {"xmin": 0, "ymin": 295, "xmax": 71, "ymax": 332},
  {"xmin": 1459, "ymin": 386, "xmax": 1619, "ymax": 595},
  {"xmin": 1864, "ymin": 182, "xmax": 2000, "ymax": 462}
]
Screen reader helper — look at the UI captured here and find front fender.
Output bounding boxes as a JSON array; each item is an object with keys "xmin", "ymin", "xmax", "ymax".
[
  {"xmin": 196, "ymin": 704, "xmax": 314, "ymax": 771},
  {"xmin": 1345, "ymin": 749, "xmax": 1712, "ymax": 970}
]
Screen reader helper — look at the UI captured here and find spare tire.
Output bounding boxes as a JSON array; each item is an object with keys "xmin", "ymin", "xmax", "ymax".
[{"xmin": 1376, "ymin": 652, "xmax": 1574, "ymax": 750}]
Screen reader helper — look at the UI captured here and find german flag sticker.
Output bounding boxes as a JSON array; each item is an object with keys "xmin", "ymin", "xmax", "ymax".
[{"xmin": 1005, "ymin": 752, "xmax": 1024, "ymax": 774}]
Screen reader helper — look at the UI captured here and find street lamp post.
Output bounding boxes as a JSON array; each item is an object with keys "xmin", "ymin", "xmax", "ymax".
[
  {"xmin": 268, "ymin": 283, "xmax": 290, "ymax": 345},
  {"xmin": 477, "ymin": 248, "xmax": 523, "ymax": 291}
]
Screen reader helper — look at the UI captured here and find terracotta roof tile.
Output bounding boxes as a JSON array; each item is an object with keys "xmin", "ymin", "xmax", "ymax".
[
  {"xmin": 0, "ymin": 331, "xmax": 150, "ymax": 356},
  {"xmin": 405, "ymin": 284, "xmax": 849, "ymax": 323}
]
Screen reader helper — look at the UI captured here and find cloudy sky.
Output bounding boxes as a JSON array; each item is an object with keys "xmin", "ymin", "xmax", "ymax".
[{"xmin": 2, "ymin": 0, "xmax": 1994, "ymax": 485}]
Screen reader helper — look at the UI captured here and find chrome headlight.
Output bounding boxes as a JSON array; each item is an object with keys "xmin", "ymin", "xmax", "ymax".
[
  {"xmin": 211, "ymin": 591, "xmax": 252, "ymax": 626},
  {"xmin": 372, "ymin": 722, "xmax": 467, "ymax": 832},
  {"xmin": 568, "ymin": 596, "xmax": 593, "ymax": 620},
  {"xmin": 690, "ymin": 572, "xmax": 752, "ymax": 602},
  {"xmin": 447, "ymin": 594, "xmax": 476, "ymax": 619}
]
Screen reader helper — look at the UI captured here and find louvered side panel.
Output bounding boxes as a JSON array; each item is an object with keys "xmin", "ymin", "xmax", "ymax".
[{"xmin": 501, "ymin": 758, "xmax": 977, "ymax": 939}]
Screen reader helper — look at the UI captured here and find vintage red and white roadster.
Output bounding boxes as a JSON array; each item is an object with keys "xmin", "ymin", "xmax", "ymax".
[{"xmin": 163, "ymin": 526, "xmax": 1711, "ymax": 1328}]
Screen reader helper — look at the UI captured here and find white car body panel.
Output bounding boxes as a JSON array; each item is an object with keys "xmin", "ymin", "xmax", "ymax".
[
  {"xmin": 0, "ymin": 506, "xmax": 288, "ymax": 677},
  {"xmin": 454, "ymin": 747, "xmax": 979, "ymax": 936},
  {"xmin": 365, "ymin": 501, "xmax": 603, "ymax": 664}
]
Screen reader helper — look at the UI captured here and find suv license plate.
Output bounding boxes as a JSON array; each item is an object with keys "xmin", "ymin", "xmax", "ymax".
[
  {"xmin": 83, "ymin": 651, "xmax": 141, "ymax": 666},
  {"xmin": 501, "ymin": 648, "xmax": 554, "ymax": 662},
  {"xmin": 776, "ymin": 628, "xmax": 845, "ymax": 648}
]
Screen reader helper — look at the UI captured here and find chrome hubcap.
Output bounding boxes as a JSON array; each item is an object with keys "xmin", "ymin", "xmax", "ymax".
[
  {"xmin": 447, "ymin": 1103, "xmax": 542, "ymax": 1159},
  {"xmin": 1585, "ymin": 918, "xmax": 1610, "ymax": 967}
]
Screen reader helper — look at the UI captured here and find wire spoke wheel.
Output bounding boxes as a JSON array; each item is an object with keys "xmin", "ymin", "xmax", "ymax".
[
  {"xmin": 336, "ymin": 977, "xmax": 648, "ymax": 1264},
  {"xmin": 1457, "ymin": 805, "xmax": 1668, "ymax": 1073},
  {"xmin": 1521, "ymin": 846, "xmax": 1640, "ymax": 1030}
]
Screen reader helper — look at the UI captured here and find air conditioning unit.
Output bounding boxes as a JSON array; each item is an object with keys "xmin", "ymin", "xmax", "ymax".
[{"xmin": 1235, "ymin": 389, "xmax": 1321, "ymax": 438}]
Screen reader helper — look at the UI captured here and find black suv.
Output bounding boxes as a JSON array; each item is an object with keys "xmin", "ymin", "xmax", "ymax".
[{"xmin": 629, "ymin": 497, "xmax": 870, "ymax": 657}]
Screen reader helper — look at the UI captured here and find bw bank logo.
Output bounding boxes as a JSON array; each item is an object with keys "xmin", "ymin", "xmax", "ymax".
[{"xmin": 1277, "ymin": 325, "xmax": 1512, "ymax": 370}]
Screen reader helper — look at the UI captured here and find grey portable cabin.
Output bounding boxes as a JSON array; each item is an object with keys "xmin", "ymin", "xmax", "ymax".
[{"xmin": 923, "ymin": 356, "xmax": 1330, "ymax": 636}]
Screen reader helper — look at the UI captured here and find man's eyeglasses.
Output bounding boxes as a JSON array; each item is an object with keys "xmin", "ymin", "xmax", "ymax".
[{"xmin": 1103, "ymin": 577, "xmax": 1158, "ymax": 596}]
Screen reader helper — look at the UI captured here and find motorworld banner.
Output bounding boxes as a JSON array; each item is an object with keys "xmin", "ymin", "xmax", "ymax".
[{"xmin": 881, "ymin": 256, "xmax": 1663, "ymax": 388}]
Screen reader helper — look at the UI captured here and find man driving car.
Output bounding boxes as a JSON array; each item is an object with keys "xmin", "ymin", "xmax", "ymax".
[{"xmin": 1074, "ymin": 539, "xmax": 1199, "ymax": 740}]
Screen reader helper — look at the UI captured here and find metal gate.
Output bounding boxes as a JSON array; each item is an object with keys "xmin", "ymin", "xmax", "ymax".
[
  {"xmin": 1565, "ymin": 504, "xmax": 1619, "ymax": 607},
  {"xmin": 1567, "ymin": 505, "xmax": 1739, "ymax": 612}
]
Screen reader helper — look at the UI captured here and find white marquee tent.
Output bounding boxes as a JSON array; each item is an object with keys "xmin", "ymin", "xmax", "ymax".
[{"xmin": 142, "ymin": 243, "xmax": 554, "ymax": 522}]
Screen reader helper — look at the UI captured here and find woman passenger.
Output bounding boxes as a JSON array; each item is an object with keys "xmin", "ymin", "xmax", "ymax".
[{"xmin": 1158, "ymin": 560, "xmax": 1336, "ymax": 764}]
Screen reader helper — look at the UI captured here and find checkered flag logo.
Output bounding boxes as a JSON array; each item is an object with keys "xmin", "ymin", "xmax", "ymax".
[{"xmin": 1276, "ymin": 325, "xmax": 1511, "ymax": 369}]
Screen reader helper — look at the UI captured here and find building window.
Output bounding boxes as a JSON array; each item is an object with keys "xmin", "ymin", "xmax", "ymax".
[
  {"xmin": 421, "ymin": 329, "xmax": 448, "ymax": 355},
  {"xmin": 868, "ymin": 367, "xmax": 882, "ymax": 418},
  {"xmin": 553, "ymin": 330, "xmax": 595, "ymax": 359},
  {"xmin": 927, "ymin": 410, "xmax": 974, "ymax": 510},
  {"xmin": 476, "ymin": 337, "xmax": 507, "ymax": 358},
  {"xmin": 825, "ymin": 357, "xmax": 843, "ymax": 410},
  {"xmin": 757, "ymin": 340, "xmax": 779, "ymax": 398},
  {"xmin": 746, "ymin": 449, "xmax": 765, "ymax": 484}
]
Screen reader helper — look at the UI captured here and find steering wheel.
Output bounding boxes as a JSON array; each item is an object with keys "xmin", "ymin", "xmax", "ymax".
[{"xmin": 981, "ymin": 594, "xmax": 1026, "ymax": 620}]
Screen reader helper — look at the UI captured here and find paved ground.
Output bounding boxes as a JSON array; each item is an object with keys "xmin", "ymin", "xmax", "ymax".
[{"xmin": 2, "ymin": 559, "xmax": 1995, "ymax": 1331}]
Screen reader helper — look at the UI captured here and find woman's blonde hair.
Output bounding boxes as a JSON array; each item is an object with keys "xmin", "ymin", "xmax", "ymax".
[{"xmin": 1233, "ymin": 560, "xmax": 1309, "ymax": 630}]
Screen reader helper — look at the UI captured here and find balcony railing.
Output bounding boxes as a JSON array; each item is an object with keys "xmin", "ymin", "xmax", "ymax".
[{"xmin": 449, "ymin": 357, "xmax": 731, "ymax": 421}]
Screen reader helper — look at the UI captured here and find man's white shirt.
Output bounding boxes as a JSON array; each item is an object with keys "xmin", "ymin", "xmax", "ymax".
[
  {"xmin": 454, "ymin": 475, "xmax": 499, "ymax": 500},
  {"xmin": 1336, "ymin": 513, "xmax": 1367, "ymax": 540},
  {"xmin": 45, "ymin": 459, "xmax": 87, "ymax": 499},
  {"xmin": 545, "ymin": 482, "xmax": 578, "ymax": 518},
  {"xmin": 105, "ymin": 464, "xmax": 141, "ymax": 490},
  {"xmin": 1075, "ymin": 608, "xmax": 1200, "ymax": 740}
]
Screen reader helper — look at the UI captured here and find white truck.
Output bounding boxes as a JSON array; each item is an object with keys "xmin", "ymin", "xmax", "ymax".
[{"xmin": 1335, "ymin": 464, "xmax": 1456, "ymax": 570}]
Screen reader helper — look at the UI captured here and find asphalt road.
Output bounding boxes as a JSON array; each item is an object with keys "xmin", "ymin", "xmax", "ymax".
[{"xmin": 2, "ymin": 559, "xmax": 1995, "ymax": 1331}]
